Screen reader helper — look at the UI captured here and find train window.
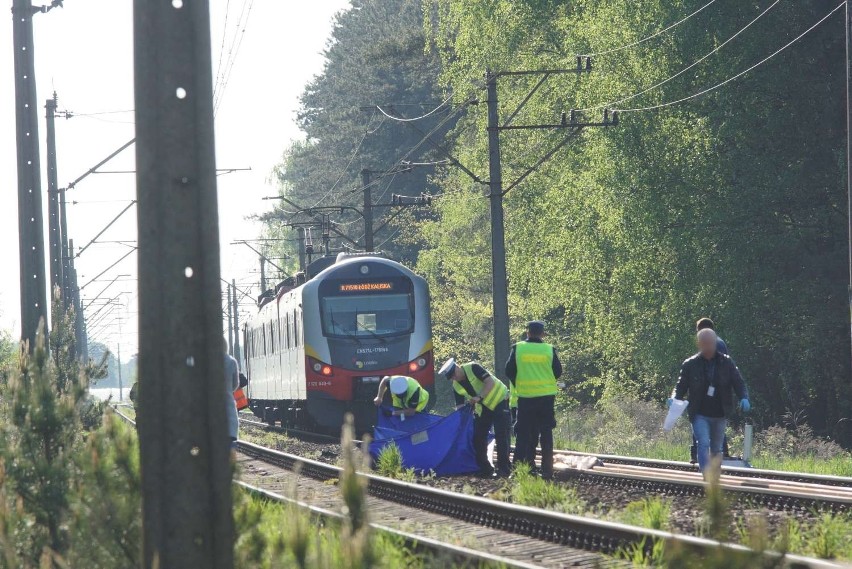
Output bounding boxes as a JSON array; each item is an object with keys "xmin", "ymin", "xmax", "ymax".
[
  {"xmin": 320, "ymin": 292, "xmax": 414, "ymax": 338},
  {"xmin": 261, "ymin": 326, "xmax": 267, "ymax": 356}
]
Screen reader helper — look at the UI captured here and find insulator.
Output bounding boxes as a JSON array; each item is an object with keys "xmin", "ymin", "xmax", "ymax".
[
  {"xmin": 611, "ymin": 111, "xmax": 619, "ymax": 126},
  {"xmin": 560, "ymin": 112, "xmax": 567, "ymax": 126},
  {"xmin": 585, "ymin": 57, "xmax": 593, "ymax": 71},
  {"xmin": 576, "ymin": 55, "xmax": 582, "ymax": 70},
  {"xmin": 570, "ymin": 109, "xmax": 577, "ymax": 124},
  {"xmin": 603, "ymin": 109, "xmax": 609, "ymax": 124}
]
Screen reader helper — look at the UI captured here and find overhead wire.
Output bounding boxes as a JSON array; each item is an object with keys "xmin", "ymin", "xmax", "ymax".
[
  {"xmin": 578, "ymin": 0, "xmax": 720, "ymax": 57},
  {"xmin": 309, "ymin": 111, "xmax": 378, "ymax": 209},
  {"xmin": 213, "ymin": 0, "xmax": 232, "ymax": 98},
  {"xmin": 580, "ymin": 0, "xmax": 781, "ymax": 112},
  {"xmin": 214, "ymin": 0, "xmax": 255, "ymax": 116},
  {"xmin": 616, "ymin": 1, "xmax": 844, "ymax": 113},
  {"xmin": 375, "ymin": 92, "xmax": 455, "ymax": 122}
]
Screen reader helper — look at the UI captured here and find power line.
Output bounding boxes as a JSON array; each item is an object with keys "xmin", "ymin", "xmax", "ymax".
[
  {"xmin": 617, "ymin": 1, "xmax": 844, "ymax": 113},
  {"xmin": 213, "ymin": 0, "xmax": 232, "ymax": 98},
  {"xmin": 309, "ymin": 113, "xmax": 377, "ymax": 209},
  {"xmin": 375, "ymin": 92, "xmax": 455, "ymax": 122},
  {"xmin": 214, "ymin": 0, "xmax": 255, "ymax": 116},
  {"xmin": 579, "ymin": 0, "xmax": 720, "ymax": 57},
  {"xmin": 582, "ymin": 0, "xmax": 780, "ymax": 112}
]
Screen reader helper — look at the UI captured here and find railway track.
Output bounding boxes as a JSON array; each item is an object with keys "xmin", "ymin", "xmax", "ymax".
[
  {"xmin": 239, "ymin": 414, "xmax": 852, "ymax": 513},
  {"xmin": 121, "ymin": 408, "xmax": 849, "ymax": 567}
]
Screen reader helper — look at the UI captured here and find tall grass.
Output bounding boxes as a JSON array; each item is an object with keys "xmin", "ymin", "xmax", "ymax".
[{"xmin": 555, "ymin": 396, "xmax": 852, "ymax": 476}]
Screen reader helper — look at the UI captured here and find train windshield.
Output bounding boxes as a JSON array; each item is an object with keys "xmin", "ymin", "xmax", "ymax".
[{"xmin": 319, "ymin": 282, "xmax": 414, "ymax": 339}]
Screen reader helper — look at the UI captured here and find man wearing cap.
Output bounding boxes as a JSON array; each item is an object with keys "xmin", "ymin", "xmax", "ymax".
[
  {"xmin": 505, "ymin": 321, "xmax": 563, "ymax": 479},
  {"xmin": 373, "ymin": 375, "xmax": 429, "ymax": 417},
  {"xmin": 439, "ymin": 358, "xmax": 511, "ymax": 478}
]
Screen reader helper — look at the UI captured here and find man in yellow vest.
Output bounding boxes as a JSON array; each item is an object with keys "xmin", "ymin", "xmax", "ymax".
[
  {"xmin": 505, "ymin": 321, "xmax": 563, "ymax": 479},
  {"xmin": 439, "ymin": 358, "xmax": 511, "ymax": 478},
  {"xmin": 373, "ymin": 375, "xmax": 429, "ymax": 418}
]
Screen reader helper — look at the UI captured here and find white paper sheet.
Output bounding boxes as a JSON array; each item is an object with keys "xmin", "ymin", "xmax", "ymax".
[{"xmin": 663, "ymin": 399, "xmax": 689, "ymax": 432}]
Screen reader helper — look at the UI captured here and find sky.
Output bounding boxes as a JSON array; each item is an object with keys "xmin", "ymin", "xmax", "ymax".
[{"xmin": 0, "ymin": 1, "xmax": 351, "ymax": 358}]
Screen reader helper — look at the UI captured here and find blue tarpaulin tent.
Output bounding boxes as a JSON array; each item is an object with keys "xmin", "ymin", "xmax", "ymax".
[{"xmin": 369, "ymin": 407, "xmax": 481, "ymax": 476}]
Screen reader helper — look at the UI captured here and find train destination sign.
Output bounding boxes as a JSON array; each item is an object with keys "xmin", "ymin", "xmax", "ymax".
[{"xmin": 338, "ymin": 282, "xmax": 394, "ymax": 292}]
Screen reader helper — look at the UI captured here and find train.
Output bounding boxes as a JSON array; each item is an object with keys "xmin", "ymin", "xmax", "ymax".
[{"xmin": 243, "ymin": 253, "xmax": 435, "ymax": 435}]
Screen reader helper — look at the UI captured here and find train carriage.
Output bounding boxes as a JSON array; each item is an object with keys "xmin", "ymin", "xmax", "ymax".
[{"xmin": 244, "ymin": 254, "xmax": 434, "ymax": 435}]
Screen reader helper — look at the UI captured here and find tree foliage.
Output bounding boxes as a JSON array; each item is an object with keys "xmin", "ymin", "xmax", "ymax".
[
  {"xmin": 418, "ymin": 0, "xmax": 851, "ymax": 440},
  {"xmin": 263, "ymin": 0, "xmax": 455, "ymax": 268}
]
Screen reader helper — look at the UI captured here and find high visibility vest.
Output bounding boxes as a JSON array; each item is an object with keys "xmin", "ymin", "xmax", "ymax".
[
  {"xmin": 513, "ymin": 341, "xmax": 557, "ymax": 398},
  {"xmin": 390, "ymin": 376, "xmax": 429, "ymax": 412},
  {"xmin": 234, "ymin": 388, "xmax": 249, "ymax": 411},
  {"xmin": 452, "ymin": 362, "xmax": 508, "ymax": 414},
  {"xmin": 509, "ymin": 385, "xmax": 518, "ymax": 409}
]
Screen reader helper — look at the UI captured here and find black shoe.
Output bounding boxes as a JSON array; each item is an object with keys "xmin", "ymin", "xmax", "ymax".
[
  {"xmin": 476, "ymin": 469, "xmax": 497, "ymax": 479},
  {"xmin": 496, "ymin": 468, "xmax": 511, "ymax": 479}
]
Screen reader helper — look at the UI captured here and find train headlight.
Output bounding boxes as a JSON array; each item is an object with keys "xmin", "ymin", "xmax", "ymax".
[
  {"xmin": 417, "ymin": 358, "xmax": 427, "ymax": 368},
  {"xmin": 360, "ymin": 265, "xmax": 369, "ymax": 275},
  {"xmin": 408, "ymin": 362, "xmax": 418, "ymax": 372},
  {"xmin": 322, "ymin": 365, "xmax": 333, "ymax": 376},
  {"xmin": 313, "ymin": 363, "xmax": 322, "ymax": 372}
]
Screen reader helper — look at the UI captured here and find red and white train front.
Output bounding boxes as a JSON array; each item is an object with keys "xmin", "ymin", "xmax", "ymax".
[{"xmin": 245, "ymin": 255, "xmax": 434, "ymax": 436}]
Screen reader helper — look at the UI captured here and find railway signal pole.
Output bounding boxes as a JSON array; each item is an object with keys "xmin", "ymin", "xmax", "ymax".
[
  {"xmin": 11, "ymin": 0, "xmax": 60, "ymax": 349},
  {"xmin": 134, "ymin": 1, "xmax": 234, "ymax": 568}
]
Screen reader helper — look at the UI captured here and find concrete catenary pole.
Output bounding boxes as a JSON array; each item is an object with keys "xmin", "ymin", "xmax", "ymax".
[
  {"xmin": 232, "ymin": 278, "xmax": 241, "ymax": 371},
  {"xmin": 226, "ymin": 282, "xmax": 234, "ymax": 355},
  {"xmin": 486, "ymin": 71, "xmax": 511, "ymax": 378},
  {"xmin": 133, "ymin": 1, "xmax": 234, "ymax": 567},
  {"xmin": 46, "ymin": 92, "xmax": 63, "ymax": 300},
  {"xmin": 362, "ymin": 168, "xmax": 374, "ymax": 252},
  {"xmin": 12, "ymin": 0, "xmax": 49, "ymax": 348}
]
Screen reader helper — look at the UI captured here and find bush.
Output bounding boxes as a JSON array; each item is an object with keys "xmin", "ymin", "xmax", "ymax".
[{"xmin": 375, "ymin": 443, "xmax": 416, "ymax": 482}]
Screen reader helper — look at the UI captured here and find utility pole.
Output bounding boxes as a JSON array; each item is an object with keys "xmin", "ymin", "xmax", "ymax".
[
  {"xmin": 846, "ymin": 0, "xmax": 852, "ymax": 377},
  {"xmin": 482, "ymin": 61, "xmax": 606, "ymax": 377},
  {"xmin": 485, "ymin": 72, "xmax": 511, "ymax": 377},
  {"xmin": 232, "ymin": 278, "xmax": 241, "ymax": 371},
  {"xmin": 116, "ymin": 315, "xmax": 124, "ymax": 401},
  {"xmin": 68, "ymin": 239, "xmax": 85, "ymax": 361},
  {"xmin": 46, "ymin": 92, "xmax": 63, "ymax": 298},
  {"xmin": 134, "ymin": 2, "xmax": 234, "ymax": 567},
  {"xmin": 59, "ymin": 186, "xmax": 71, "ymax": 307},
  {"xmin": 226, "ymin": 283, "xmax": 234, "ymax": 356},
  {"xmin": 12, "ymin": 0, "xmax": 54, "ymax": 349},
  {"xmin": 259, "ymin": 255, "xmax": 267, "ymax": 292},
  {"xmin": 362, "ymin": 168, "xmax": 374, "ymax": 252},
  {"xmin": 297, "ymin": 227, "xmax": 306, "ymax": 271}
]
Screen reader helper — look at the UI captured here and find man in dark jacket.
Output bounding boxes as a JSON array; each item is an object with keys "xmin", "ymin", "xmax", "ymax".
[
  {"xmin": 672, "ymin": 328, "xmax": 750, "ymax": 475},
  {"xmin": 691, "ymin": 318, "xmax": 732, "ymax": 462}
]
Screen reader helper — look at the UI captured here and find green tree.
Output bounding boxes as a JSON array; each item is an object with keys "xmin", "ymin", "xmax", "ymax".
[
  {"xmin": 419, "ymin": 0, "xmax": 851, "ymax": 440},
  {"xmin": 263, "ymin": 0, "xmax": 454, "ymax": 266}
]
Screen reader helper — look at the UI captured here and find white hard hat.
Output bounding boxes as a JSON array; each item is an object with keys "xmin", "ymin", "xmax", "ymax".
[{"xmin": 390, "ymin": 376, "xmax": 409, "ymax": 395}]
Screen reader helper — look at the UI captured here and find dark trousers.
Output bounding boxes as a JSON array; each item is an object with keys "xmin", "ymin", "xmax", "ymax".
[
  {"xmin": 513, "ymin": 395, "xmax": 556, "ymax": 476},
  {"xmin": 473, "ymin": 400, "xmax": 511, "ymax": 474}
]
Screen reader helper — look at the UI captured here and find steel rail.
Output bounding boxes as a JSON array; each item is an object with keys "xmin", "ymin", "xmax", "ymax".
[
  {"xmin": 119, "ymin": 410, "xmax": 846, "ymax": 568},
  {"xmin": 238, "ymin": 415, "xmax": 852, "ymax": 491},
  {"xmin": 237, "ymin": 481, "xmax": 543, "ymax": 569},
  {"xmin": 550, "ymin": 449, "xmax": 852, "ymax": 488},
  {"xmin": 236, "ymin": 440, "xmax": 846, "ymax": 568}
]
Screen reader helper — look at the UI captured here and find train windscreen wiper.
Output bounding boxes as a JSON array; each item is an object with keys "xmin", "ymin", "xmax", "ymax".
[
  {"xmin": 329, "ymin": 308, "xmax": 360, "ymax": 344},
  {"xmin": 356, "ymin": 318, "xmax": 387, "ymax": 344}
]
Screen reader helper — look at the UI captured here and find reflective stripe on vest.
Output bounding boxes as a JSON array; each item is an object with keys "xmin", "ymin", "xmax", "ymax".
[
  {"xmin": 514, "ymin": 341, "xmax": 557, "ymax": 397},
  {"xmin": 234, "ymin": 388, "xmax": 249, "ymax": 411},
  {"xmin": 509, "ymin": 385, "xmax": 518, "ymax": 408},
  {"xmin": 451, "ymin": 362, "xmax": 508, "ymax": 412},
  {"xmin": 391, "ymin": 376, "xmax": 429, "ymax": 412}
]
